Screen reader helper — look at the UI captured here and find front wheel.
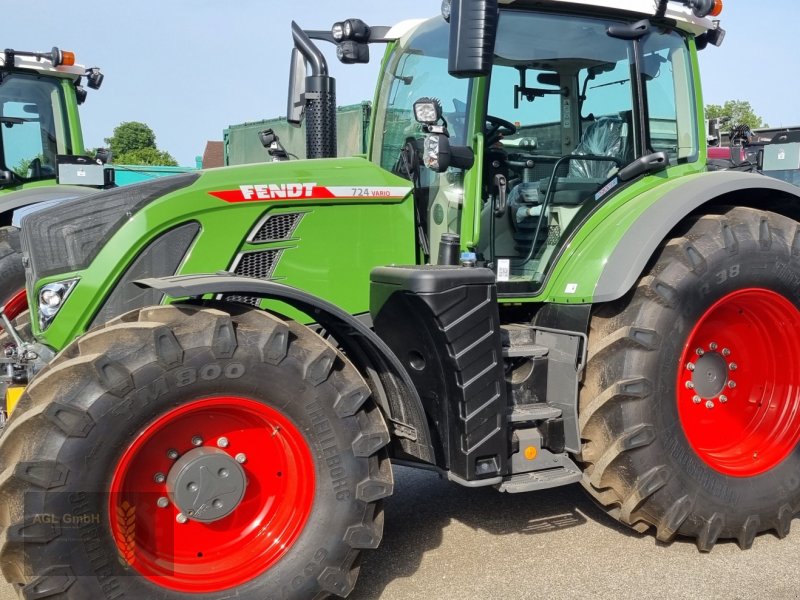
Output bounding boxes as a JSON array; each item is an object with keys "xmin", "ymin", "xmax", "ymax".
[
  {"xmin": 0, "ymin": 226, "xmax": 25, "ymax": 309},
  {"xmin": 580, "ymin": 206, "xmax": 800, "ymax": 551},
  {"xmin": 0, "ymin": 304, "xmax": 393, "ymax": 599}
]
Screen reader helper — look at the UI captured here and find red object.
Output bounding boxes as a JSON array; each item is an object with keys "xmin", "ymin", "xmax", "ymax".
[
  {"xmin": 676, "ymin": 289, "xmax": 800, "ymax": 477},
  {"xmin": 708, "ymin": 146, "xmax": 746, "ymax": 162},
  {"xmin": 3, "ymin": 289, "xmax": 27, "ymax": 323},
  {"xmin": 109, "ymin": 396, "xmax": 315, "ymax": 592}
]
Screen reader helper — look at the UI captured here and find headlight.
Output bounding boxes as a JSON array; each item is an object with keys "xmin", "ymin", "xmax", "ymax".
[{"xmin": 38, "ymin": 279, "xmax": 78, "ymax": 331}]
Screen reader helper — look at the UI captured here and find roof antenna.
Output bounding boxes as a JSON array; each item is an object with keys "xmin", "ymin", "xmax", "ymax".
[{"xmin": 655, "ymin": 0, "xmax": 668, "ymax": 18}]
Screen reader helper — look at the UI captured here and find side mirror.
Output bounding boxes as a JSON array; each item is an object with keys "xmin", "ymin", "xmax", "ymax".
[
  {"xmin": 0, "ymin": 170, "xmax": 13, "ymax": 186},
  {"xmin": 448, "ymin": 0, "xmax": 499, "ymax": 78},
  {"xmin": 286, "ymin": 48, "xmax": 307, "ymax": 125}
]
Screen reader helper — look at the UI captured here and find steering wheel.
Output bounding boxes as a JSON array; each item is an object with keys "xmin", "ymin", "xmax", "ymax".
[{"xmin": 485, "ymin": 115, "xmax": 517, "ymax": 147}]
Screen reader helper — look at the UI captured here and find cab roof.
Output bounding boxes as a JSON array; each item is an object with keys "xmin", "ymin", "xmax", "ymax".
[
  {"xmin": 498, "ymin": 0, "xmax": 715, "ymax": 36},
  {"xmin": 0, "ymin": 51, "xmax": 85, "ymax": 80}
]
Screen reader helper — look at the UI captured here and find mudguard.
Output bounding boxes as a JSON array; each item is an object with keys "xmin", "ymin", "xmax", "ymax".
[
  {"xmin": 136, "ymin": 273, "xmax": 436, "ymax": 465},
  {"xmin": 595, "ymin": 171, "xmax": 800, "ymax": 301},
  {"xmin": 546, "ymin": 170, "xmax": 800, "ymax": 304}
]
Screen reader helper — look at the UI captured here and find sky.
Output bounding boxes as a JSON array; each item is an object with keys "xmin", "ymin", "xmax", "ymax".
[{"xmin": 8, "ymin": 1, "xmax": 798, "ymax": 166}]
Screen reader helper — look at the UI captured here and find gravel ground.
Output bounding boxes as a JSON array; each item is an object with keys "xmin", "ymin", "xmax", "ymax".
[{"xmin": 2, "ymin": 465, "xmax": 799, "ymax": 600}]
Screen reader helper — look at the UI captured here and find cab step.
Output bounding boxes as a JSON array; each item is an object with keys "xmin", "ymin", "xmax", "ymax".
[
  {"xmin": 502, "ymin": 344, "xmax": 549, "ymax": 358},
  {"xmin": 497, "ymin": 462, "xmax": 582, "ymax": 493},
  {"xmin": 508, "ymin": 403, "xmax": 562, "ymax": 422}
]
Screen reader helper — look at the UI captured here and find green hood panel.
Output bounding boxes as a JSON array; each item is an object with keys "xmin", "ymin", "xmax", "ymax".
[{"xmin": 33, "ymin": 157, "xmax": 417, "ymax": 350}]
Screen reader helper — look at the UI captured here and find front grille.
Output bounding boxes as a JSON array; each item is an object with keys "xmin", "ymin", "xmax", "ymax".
[
  {"xmin": 233, "ymin": 249, "xmax": 283, "ymax": 279},
  {"xmin": 90, "ymin": 222, "xmax": 200, "ymax": 328},
  {"xmin": 222, "ymin": 295, "xmax": 261, "ymax": 307},
  {"xmin": 222, "ymin": 248, "xmax": 284, "ymax": 306},
  {"xmin": 250, "ymin": 213, "xmax": 303, "ymax": 243},
  {"xmin": 547, "ymin": 224, "xmax": 561, "ymax": 246}
]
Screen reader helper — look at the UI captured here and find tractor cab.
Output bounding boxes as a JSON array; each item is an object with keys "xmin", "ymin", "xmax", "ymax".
[
  {"xmin": 367, "ymin": 0, "xmax": 723, "ymax": 293},
  {"xmin": 0, "ymin": 47, "xmax": 103, "ymax": 188}
]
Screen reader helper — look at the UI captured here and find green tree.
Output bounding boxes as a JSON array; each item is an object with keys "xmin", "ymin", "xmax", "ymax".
[
  {"xmin": 115, "ymin": 147, "xmax": 178, "ymax": 166},
  {"xmin": 104, "ymin": 121, "xmax": 177, "ymax": 166},
  {"xmin": 706, "ymin": 100, "xmax": 767, "ymax": 129}
]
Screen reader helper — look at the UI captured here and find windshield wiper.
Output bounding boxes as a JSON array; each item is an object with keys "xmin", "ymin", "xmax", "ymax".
[
  {"xmin": 591, "ymin": 79, "xmax": 630, "ymax": 90},
  {"xmin": 0, "ymin": 116, "xmax": 33, "ymax": 127}
]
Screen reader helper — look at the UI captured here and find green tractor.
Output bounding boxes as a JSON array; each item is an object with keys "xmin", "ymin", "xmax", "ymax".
[
  {"xmin": 3, "ymin": 0, "xmax": 800, "ymax": 598},
  {"xmin": 0, "ymin": 45, "xmax": 105, "ymax": 311}
]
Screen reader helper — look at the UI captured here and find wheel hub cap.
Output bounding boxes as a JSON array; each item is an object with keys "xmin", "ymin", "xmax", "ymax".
[
  {"xmin": 688, "ymin": 351, "xmax": 729, "ymax": 399},
  {"xmin": 166, "ymin": 447, "xmax": 246, "ymax": 523}
]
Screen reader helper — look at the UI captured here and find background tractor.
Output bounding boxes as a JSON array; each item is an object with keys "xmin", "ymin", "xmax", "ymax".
[
  {"xmin": 0, "ymin": 46, "xmax": 105, "ymax": 312},
  {"xmin": 3, "ymin": 1, "xmax": 800, "ymax": 599}
]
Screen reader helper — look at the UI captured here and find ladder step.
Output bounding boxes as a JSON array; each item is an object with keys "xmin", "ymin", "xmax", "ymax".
[
  {"xmin": 508, "ymin": 403, "xmax": 562, "ymax": 422},
  {"xmin": 497, "ymin": 466, "xmax": 582, "ymax": 493},
  {"xmin": 502, "ymin": 344, "xmax": 549, "ymax": 358}
]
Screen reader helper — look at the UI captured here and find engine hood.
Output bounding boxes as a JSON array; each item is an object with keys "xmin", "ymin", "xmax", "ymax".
[{"xmin": 2, "ymin": 185, "xmax": 99, "ymax": 227}]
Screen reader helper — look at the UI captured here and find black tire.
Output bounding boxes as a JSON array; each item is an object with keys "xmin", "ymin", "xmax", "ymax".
[
  {"xmin": 580, "ymin": 206, "xmax": 800, "ymax": 551},
  {"xmin": 0, "ymin": 226, "xmax": 25, "ymax": 307},
  {"xmin": 0, "ymin": 304, "xmax": 393, "ymax": 599}
]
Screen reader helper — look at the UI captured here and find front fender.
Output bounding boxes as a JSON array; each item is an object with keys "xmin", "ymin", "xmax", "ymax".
[
  {"xmin": 136, "ymin": 273, "xmax": 436, "ymax": 465},
  {"xmin": 547, "ymin": 171, "xmax": 800, "ymax": 304}
]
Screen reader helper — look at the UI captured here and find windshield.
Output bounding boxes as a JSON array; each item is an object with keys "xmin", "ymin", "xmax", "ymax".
[
  {"xmin": 372, "ymin": 17, "xmax": 472, "ymax": 262},
  {"xmin": 0, "ymin": 73, "xmax": 72, "ymax": 182},
  {"xmin": 481, "ymin": 10, "xmax": 697, "ymax": 290}
]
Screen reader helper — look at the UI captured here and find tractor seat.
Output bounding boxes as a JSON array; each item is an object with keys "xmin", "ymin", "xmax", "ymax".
[{"xmin": 569, "ymin": 115, "xmax": 629, "ymax": 179}]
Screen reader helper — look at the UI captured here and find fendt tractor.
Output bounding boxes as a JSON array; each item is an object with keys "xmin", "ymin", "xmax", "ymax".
[
  {"xmin": 0, "ymin": 45, "xmax": 105, "ymax": 312},
  {"xmin": 3, "ymin": 1, "xmax": 800, "ymax": 598}
]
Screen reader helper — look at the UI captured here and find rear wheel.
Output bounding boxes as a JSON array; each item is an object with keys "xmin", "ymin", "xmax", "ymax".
[
  {"xmin": 0, "ymin": 304, "xmax": 393, "ymax": 598},
  {"xmin": 580, "ymin": 206, "xmax": 800, "ymax": 550}
]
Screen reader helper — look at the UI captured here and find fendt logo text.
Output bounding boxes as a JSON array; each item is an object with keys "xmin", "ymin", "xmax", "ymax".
[{"xmin": 240, "ymin": 183, "xmax": 316, "ymax": 200}]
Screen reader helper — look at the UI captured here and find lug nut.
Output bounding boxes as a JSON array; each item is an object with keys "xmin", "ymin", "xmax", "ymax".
[
  {"xmin": 728, "ymin": 381, "xmax": 737, "ymax": 389},
  {"xmin": 729, "ymin": 363, "xmax": 738, "ymax": 371},
  {"xmin": 235, "ymin": 453, "xmax": 247, "ymax": 464},
  {"xmin": 217, "ymin": 436, "xmax": 229, "ymax": 448},
  {"xmin": 191, "ymin": 436, "xmax": 203, "ymax": 447},
  {"xmin": 693, "ymin": 395, "xmax": 702, "ymax": 405},
  {"xmin": 705, "ymin": 400, "xmax": 715, "ymax": 409},
  {"xmin": 722, "ymin": 348, "xmax": 731, "ymax": 357},
  {"xmin": 157, "ymin": 497, "xmax": 169, "ymax": 508},
  {"xmin": 709, "ymin": 342, "xmax": 718, "ymax": 351},
  {"xmin": 685, "ymin": 381, "xmax": 695, "ymax": 389},
  {"xmin": 213, "ymin": 499, "xmax": 223, "ymax": 510},
  {"xmin": 687, "ymin": 363, "xmax": 696, "ymax": 372},
  {"xmin": 696, "ymin": 348, "xmax": 705, "ymax": 356},
  {"xmin": 719, "ymin": 395, "xmax": 728, "ymax": 404},
  {"xmin": 153, "ymin": 472, "xmax": 166, "ymax": 484},
  {"xmin": 188, "ymin": 482, "xmax": 199, "ymax": 492},
  {"xmin": 176, "ymin": 513, "xmax": 188, "ymax": 524},
  {"xmin": 167, "ymin": 449, "xmax": 179, "ymax": 460}
]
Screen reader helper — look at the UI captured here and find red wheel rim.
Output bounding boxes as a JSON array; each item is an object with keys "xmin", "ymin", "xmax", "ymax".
[
  {"xmin": 677, "ymin": 288, "xmax": 800, "ymax": 477},
  {"xmin": 109, "ymin": 396, "xmax": 315, "ymax": 592},
  {"xmin": 3, "ymin": 289, "xmax": 27, "ymax": 323}
]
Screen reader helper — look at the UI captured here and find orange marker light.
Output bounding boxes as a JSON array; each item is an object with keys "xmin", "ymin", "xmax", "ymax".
[
  {"xmin": 524, "ymin": 446, "xmax": 538, "ymax": 461},
  {"xmin": 60, "ymin": 50, "xmax": 75, "ymax": 66},
  {"xmin": 710, "ymin": 0, "xmax": 723, "ymax": 17}
]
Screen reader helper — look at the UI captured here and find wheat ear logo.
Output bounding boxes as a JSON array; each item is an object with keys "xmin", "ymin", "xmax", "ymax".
[{"xmin": 115, "ymin": 500, "xmax": 136, "ymax": 566}]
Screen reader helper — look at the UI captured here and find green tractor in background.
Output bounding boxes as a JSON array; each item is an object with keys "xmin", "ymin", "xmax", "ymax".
[
  {"xmin": 3, "ymin": 1, "xmax": 800, "ymax": 598},
  {"xmin": 0, "ymin": 46, "xmax": 105, "ymax": 313}
]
